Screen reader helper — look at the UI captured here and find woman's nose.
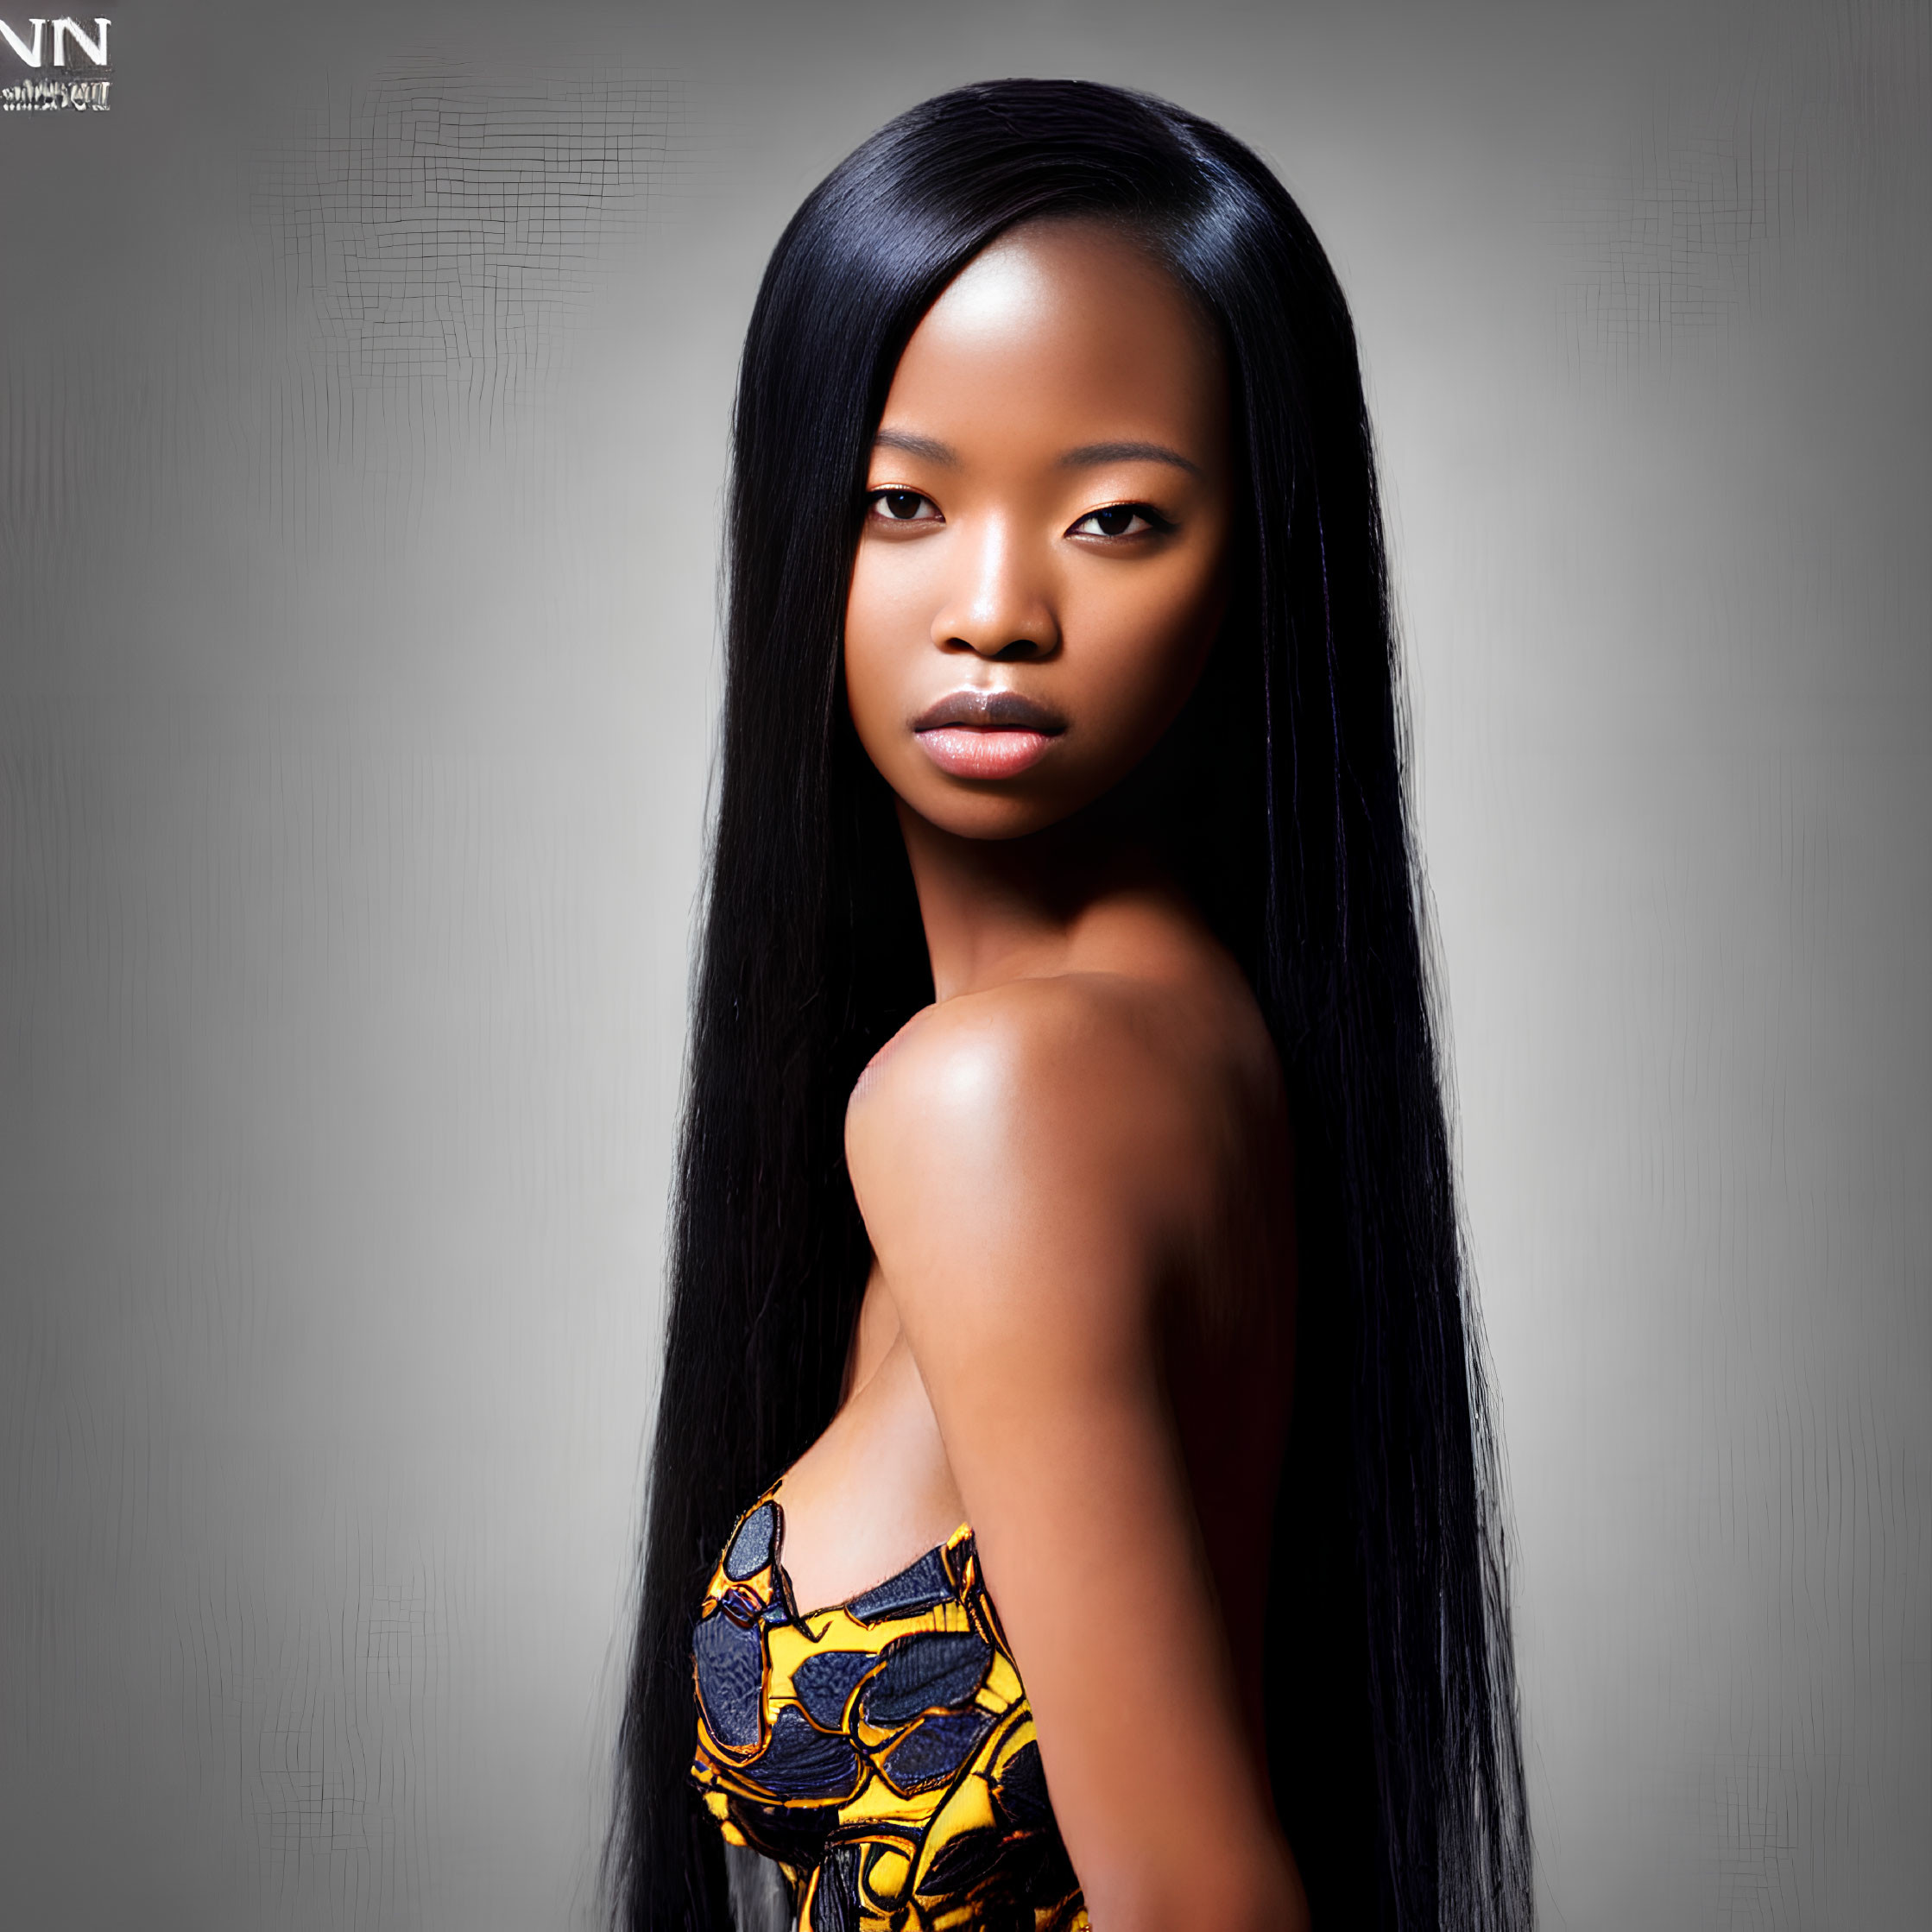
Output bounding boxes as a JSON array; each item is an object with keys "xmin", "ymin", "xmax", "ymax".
[{"xmin": 931, "ymin": 517, "xmax": 1061, "ymax": 661}]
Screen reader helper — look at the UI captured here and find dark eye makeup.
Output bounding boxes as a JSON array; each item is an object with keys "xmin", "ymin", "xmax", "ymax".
[
  {"xmin": 869, "ymin": 487, "xmax": 938, "ymax": 522},
  {"xmin": 1067, "ymin": 502, "xmax": 1177, "ymax": 539},
  {"xmin": 862, "ymin": 489, "xmax": 1177, "ymax": 539}
]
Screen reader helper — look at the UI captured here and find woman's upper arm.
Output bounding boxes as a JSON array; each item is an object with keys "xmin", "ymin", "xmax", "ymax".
[{"xmin": 846, "ymin": 988, "xmax": 1299, "ymax": 1932}]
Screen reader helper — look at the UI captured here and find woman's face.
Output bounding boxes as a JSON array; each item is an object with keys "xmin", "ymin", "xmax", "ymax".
[{"xmin": 843, "ymin": 219, "xmax": 1234, "ymax": 843}]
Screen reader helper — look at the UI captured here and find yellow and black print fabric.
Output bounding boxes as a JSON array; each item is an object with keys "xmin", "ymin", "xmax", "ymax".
[{"xmin": 689, "ymin": 1489, "xmax": 1089, "ymax": 1932}]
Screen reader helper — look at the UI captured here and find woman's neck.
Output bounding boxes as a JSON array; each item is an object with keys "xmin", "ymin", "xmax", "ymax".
[{"xmin": 895, "ymin": 796, "xmax": 1198, "ymax": 1003}]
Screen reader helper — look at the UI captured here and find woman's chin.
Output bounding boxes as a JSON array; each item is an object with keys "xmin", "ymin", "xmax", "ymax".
[{"xmin": 893, "ymin": 786, "xmax": 1076, "ymax": 845}]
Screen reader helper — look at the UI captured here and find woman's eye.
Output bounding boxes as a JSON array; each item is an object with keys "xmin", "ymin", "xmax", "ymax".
[
  {"xmin": 1070, "ymin": 502, "xmax": 1169, "ymax": 539},
  {"xmin": 869, "ymin": 489, "xmax": 939, "ymax": 523}
]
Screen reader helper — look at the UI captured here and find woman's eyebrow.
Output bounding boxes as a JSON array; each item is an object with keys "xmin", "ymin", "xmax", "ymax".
[
  {"xmin": 873, "ymin": 428, "xmax": 957, "ymax": 464},
  {"xmin": 1059, "ymin": 439, "xmax": 1201, "ymax": 477},
  {"xmin": 873, "ymin": 430, "xmax": 1203, "ymax": 477}
]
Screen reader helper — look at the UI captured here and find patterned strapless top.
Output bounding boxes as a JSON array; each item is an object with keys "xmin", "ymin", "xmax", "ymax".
[{"xmin": 689, "ymin": 1487, "xmax": 1089, "ymax": 1932}]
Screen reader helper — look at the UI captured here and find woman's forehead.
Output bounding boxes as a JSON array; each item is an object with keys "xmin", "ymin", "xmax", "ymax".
[{"xmin": 882, "ymin": 221, "xmax": 1228, "ymax": 443}]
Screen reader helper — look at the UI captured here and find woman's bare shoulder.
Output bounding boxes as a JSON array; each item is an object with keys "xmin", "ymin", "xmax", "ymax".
[
  {"xmin": 847, "ymin": 969, "xmax": 1280, "ymax": 1299},
  {"xmin": 852, "ymin": 969, "xmax": 1206, "ymax": 1128}
]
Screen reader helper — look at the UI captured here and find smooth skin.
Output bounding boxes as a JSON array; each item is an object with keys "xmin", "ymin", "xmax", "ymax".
[{"xmin": 774, "ymin": 220, "xmax": 1310, "ymax": 1932}]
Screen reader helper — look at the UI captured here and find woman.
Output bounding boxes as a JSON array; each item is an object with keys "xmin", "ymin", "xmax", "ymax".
[{"xmin": 613, "ymin": 79, "xmax": 1531, "ymax": 1932}]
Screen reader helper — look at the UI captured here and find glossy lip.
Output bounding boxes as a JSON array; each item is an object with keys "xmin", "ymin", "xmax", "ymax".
[{"xmin": 912, "ymin": 687, "xmax": 1066, "ymax": 781}]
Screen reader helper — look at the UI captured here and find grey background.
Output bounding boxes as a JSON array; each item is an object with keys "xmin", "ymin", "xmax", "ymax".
[{"xmin": 3, "ymin": 2, "xmax": 1925, "ymax": 1927}]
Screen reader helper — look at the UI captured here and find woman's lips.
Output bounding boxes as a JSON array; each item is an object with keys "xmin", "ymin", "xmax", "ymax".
[
  {"xmin": 912, "ymin": 688, "xmax": 1065, "ymax": 782},
  {"xmin": 917, "ymin": 726, "xmax": 1057, "ymax": 780}
]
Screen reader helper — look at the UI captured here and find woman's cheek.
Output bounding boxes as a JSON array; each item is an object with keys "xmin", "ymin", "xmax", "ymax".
[
  {"xmin": 841, "ymin": 630, "xmax": 893, "ymax": 776},
  {"xmin": 1083, "ymin": 594, "xmax": 1209, "ymax": 754}
]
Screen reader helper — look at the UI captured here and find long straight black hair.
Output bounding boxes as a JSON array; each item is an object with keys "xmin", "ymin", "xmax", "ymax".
[{"xmin": 612, "ymin": 79, "xmax": 1531, "ymax": 1932}]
